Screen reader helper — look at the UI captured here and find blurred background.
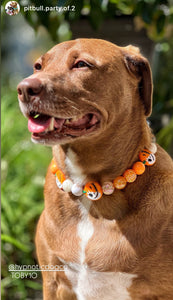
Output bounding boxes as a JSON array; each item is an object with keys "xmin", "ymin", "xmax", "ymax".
[{"xmin": 1, "ymin": 0, "xmax": 173, "ymax": 299}]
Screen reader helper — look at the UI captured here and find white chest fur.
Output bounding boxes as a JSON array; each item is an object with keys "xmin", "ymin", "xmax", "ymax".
[
  {"xmin": 65, "ymin": 266, "xmax": 135, "ymax": 300},
  {"xmin": 60, "ymin": 149, "xmax": 136, "ymax": 299},
  {"xmin": 65, "ymin": 148, "xmax": 87, "ymax": 186},
  {"xmin": 62, "ymin": 200, "xmax": 136, "ymax": 300}
]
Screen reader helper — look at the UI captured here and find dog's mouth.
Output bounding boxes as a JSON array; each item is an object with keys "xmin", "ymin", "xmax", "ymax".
[{"xmin": 28, "ymin": 111, "xmax": 100, "ymax": 143}]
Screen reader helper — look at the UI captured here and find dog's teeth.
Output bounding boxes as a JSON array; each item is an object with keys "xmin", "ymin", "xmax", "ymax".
[
  {"xmin": 71, "ymin": 116, "xmax": 79, "ymax": 121},
  {"xmin": 45, "ymin": 117, "xmax": 55, "ymax": 132},
  {"xmin": 64, "ymin": 116, "xmax": 82, "ymax": 125},
  {"xmin": 49, "ymin": 117, "xmax": 55, "ymax": 131}
]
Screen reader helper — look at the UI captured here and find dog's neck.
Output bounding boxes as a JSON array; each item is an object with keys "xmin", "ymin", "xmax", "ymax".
[{"xmin": 53, "ymin": 117, "xmax": 152, "ymax": 186}]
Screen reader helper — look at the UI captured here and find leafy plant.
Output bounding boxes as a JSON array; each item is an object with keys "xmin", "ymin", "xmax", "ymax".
[
  {"xmin": 1, "ymin": 0, "xmax": 173, "ymax": 298},
  {"xmin": 1, "ymin": 87, "xmax": 51, "ymax": 299},
  {"xmin": 1, "ymin": 0, "xmax": 173, "ymax": 41}
]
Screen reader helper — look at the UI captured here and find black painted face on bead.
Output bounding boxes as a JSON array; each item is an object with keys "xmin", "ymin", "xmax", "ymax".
[
  {"xmin": 84, "ymin": 182, "xmax": 103, "ymax": 201},
  {"xmin": 88, "ymin": 191, "xmax": 98, "ymax": 199},
  {"xmin": 139, "ymin": 149, "xmax": 156, "ymax": 166},
  {"xmin": 146, "ymin": 153, "xmax": 156, "ymax": 165}
]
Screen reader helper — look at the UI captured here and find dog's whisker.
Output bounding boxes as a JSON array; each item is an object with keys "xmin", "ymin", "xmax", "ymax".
[
  {"xmin": 71, "ymin": 106, "xmax": 81, "ymax": 112},
  {"xmin": 63, "ymin": 97, "xmax": 81, "ymax": 112}
]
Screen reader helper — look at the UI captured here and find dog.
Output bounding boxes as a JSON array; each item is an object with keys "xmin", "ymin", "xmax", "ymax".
[
  {"xmin": 17, "ymin": 39, "xmax": 173, "ymax": 300},
  {"xmin": 5, "ymin": 6, "xmax": 14, "ymax": 15},
  {"xmin": 6, "ymin": 1, "xmax": 19, "ymax": 15}
]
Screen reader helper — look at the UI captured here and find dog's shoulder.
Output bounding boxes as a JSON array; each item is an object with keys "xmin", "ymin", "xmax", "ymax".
[
  {"xmin": 156, "ymin": 144, "xmax": 173, "ymax": 171},
  {"xmin": 155, "ymin": 145, "xmax": 173, "ymax": 194}
]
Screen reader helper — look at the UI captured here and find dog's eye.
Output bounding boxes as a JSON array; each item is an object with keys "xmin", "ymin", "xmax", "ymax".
[
  {"xmin": 73, "ymin": 61, "xmax": 90, "ymax": 68},
  {"xmin": 34, "ymin": 63, "xmax": 42, "ymax": 71}
]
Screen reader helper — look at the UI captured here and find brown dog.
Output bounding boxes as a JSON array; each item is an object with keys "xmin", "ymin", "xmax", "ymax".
[{"xmin": 17, "ymin": 39, "xmax": 173, "ymax": 300}]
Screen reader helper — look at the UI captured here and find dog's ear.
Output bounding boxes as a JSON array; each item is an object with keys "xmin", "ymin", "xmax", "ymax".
[{"xmin": 123, "ymin": 46, "xmax": 153, "ymax": 117}]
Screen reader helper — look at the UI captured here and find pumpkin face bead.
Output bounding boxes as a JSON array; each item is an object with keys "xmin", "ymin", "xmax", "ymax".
[
  {"xmin": 83, "ymin": 182, "xmax": 103, "ymax": 200},
  {"xmin": 123, "ymin": 169, "xmax": 137, "ymax": 183},
  {"xmin": 139, "ymin": 149, "xmax": 156, "ymax": 166},
  {"xmin": 132, "ymin": 161, "xmax": 145, "ymax": 175},
  {"xmin": 113, "ymin": 176, "xmax": 127, "ymax": 190},
  {"xmin": 55, "ymin": 169, "xmax": 66, "ymax": 189}
]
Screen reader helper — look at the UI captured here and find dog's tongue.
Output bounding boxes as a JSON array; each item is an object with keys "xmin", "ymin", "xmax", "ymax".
[
  {"xmin": 28, "ymin": 115, "xmax": 66, "ymax": 133},
  {"xmin": 28, "ymin": 115, "xmax": 51, "ymax": 133},
  {"xmin": 28, "ymin": 113, "xmax": 98, "ymax": 134}
]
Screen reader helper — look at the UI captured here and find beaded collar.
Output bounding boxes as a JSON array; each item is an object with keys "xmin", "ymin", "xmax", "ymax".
[{"xmin": 51, "ymin": 145, "xmax": 157, "ymax": 201}]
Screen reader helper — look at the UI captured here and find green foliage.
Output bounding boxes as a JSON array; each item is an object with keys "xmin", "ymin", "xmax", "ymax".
[
  {"xmin": 151, "ymin": 37, "xmax": 173, "ymax": 155},
  {"xmin": 1, "ymin": 1, "xmax": 173, "ymax": 298},
  {"xmin": 157, "ymin": 117, "xmax": 173, "ymax": 151},
  {"xmin": 2, "ymin": 0, "xmax": 172, "ymax": 41},
  {"xmin": 1, "ymin": 88, "xmax": 51, "ymax": 299},
  {"xmin": 63, "ymin": 0, "xmax": 173, "ymax": 40}
]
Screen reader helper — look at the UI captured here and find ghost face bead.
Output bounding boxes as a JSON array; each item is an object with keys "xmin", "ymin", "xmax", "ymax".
[
  {"xmin": 102, "ymin": 182, "xmax": 114, "ymax": 195},
  {"xmin": 139, "ymin": 149, "xmax": 156, "ymax": 166},
  {"xmin": 83, "ymin": 182, "xmax": 103, "ymax": 200}
]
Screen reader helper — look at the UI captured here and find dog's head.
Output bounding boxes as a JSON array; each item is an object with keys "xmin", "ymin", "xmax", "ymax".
[
  {"xmin": 10, "ymin": 1, "xmax": 18, "ymax": 8},
  {"xmin": 17, "ymin": 39, "xmax": 152, "ymax": 146}
]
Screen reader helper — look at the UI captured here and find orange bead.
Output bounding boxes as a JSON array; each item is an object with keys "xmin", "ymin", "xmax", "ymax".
[
  {"xmin": 83, "ymin": 182, "xmax": 103, "ymax": 200},
  {"xmin": 132, "ymin": 161, "xmax": 145, "ymax": 175},
  {"xmin": 55, "ymin": 169, "xmax": 66, "ymax": 189},
  {"xmin": 139, "ymin": 149, "xmax": 156, "ymax": 166},
  {"xmin": 113, "ymin": 176, "xmax": 127, "ymax": 190},
  {"xmin": 123, "ymin": 169, "xmax": 137, "ymax": 183},
  {"xmin": 50, "ymin": 158, "xmax": 58, "ymax": 174}
]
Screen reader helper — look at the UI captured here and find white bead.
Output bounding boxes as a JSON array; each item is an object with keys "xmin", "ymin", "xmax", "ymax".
[
  {"xmin": 148, "ymin": 143, "xmax": 157, "ymax": 154},
  {"xmin": 102, "ymin": 181, "xmax": 114, "ymax": 195},
  {"xmin": 71, "ymin": 184, "xmax": 83, "ymax": 196},
  {"xmin": 62, "ymin": 179, "xmax": 73, "ymax": 192}
]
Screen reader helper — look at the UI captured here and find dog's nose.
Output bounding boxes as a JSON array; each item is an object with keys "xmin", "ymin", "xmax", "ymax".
[{"xmin": 17, "ymin": 78, "xmax": 43, "ymax": 102}]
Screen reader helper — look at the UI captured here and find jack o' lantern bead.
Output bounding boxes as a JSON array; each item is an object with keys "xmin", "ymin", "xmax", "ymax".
[
  {"xmin": 51, "ymin": 158, "xmax": 58, "ymax": 174},
  {"xmin": 113, "ymin": 176, "xmax": 127, "ymax": 190},
  {"xmin": 123, "ymin": 169, "xmax": 137, "ymax": 183},
  {"xmin": 139, "ymin": 149, "xmax": 156, "ymax": 166},
  {"xmin": 132, "ymin": 161, "xmax": 145, "ymax": 175},
  {"xmin": 83, "ymin": 182, "xmax": 103, "ymax": 200}
]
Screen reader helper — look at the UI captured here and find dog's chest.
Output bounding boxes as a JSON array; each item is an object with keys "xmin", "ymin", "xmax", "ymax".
[
  {"xmin": 58, "ymin": 199, "xmax": 136, "ymax": 300},
  {"xmin": 55, "ymin": 150, "xmax": 136, "ymax": 299},
  {"xmin": 64, "ymin": 264, "xmax": 135, "ymax": 300}
]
